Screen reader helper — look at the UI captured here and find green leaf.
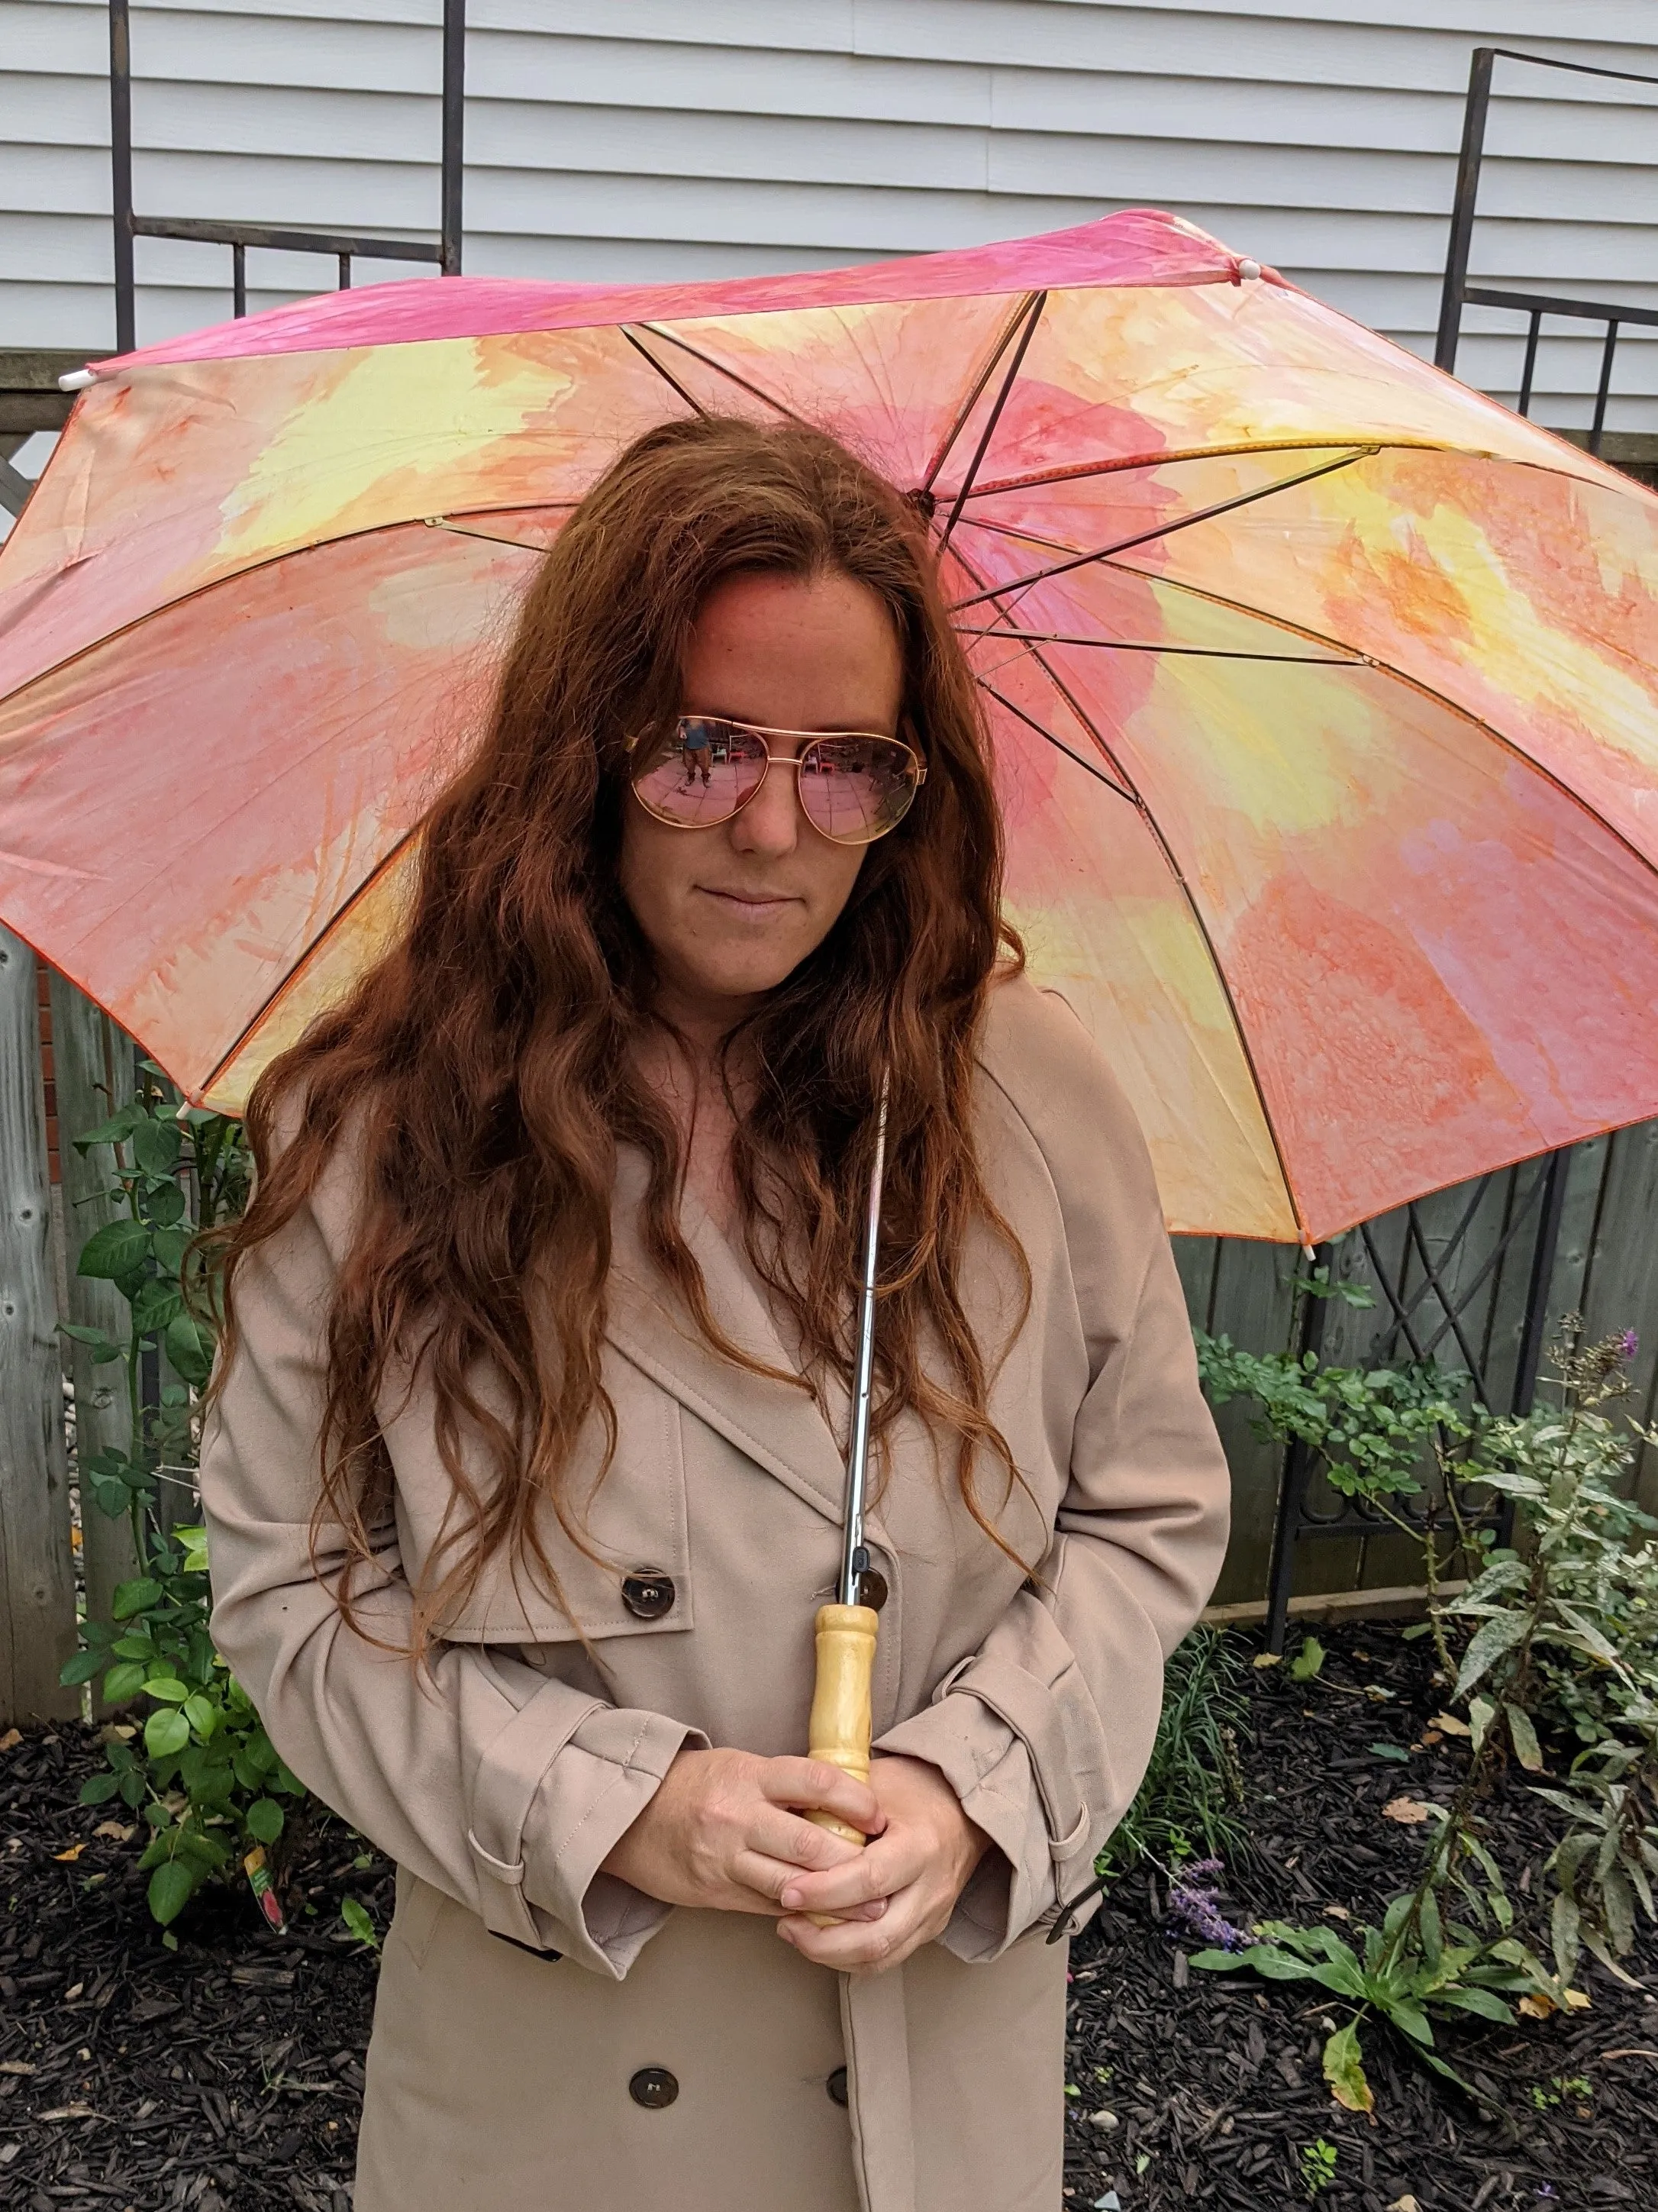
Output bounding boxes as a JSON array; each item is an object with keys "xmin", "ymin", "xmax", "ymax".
[
  {"xmin": 111, "ymin": 1577, "xmax": 163, "ymax": 1621},
  {"xmin": 77, "ymin": 1217, "xmax": 151, "ymax": 1281},
  {"xmin": 100, "ymin": 1661, "xmax": 149, "ymax": 1703},
  {"xmin": 1369, "ymin": 1742, "xmax": 1411, "ymax": 1762},
  {"xmin": 110, "ymin": 1632, "xmax": 156, "ymax": 1658},
  {"xmin": 147, "ymin": 1180, "xmax": 187, "ymax": 1228},
  {"xmin": 131, "ymin": 1280, "xmax": 182, "ymax": 1335},
  {"xmin": 1436, "ymin": 1986, "xmax": 1512, "ymax": 2023},
  {"xmin": 74, "ymin": 1106, "xmax": 144, "ymax": 1151},
  {"xmin": 144, "ymin": 1708, "xmax": 191, "ymax": 1758},
  {"xmin": 58, "ymin": 1321, "xmax": 118, "ymax": 1355},
  {"xmin": 150, "ymin": 1225, "xmax": 190, "ymax": 1276},
  {"xmin": 1455, "ymin": 1611, "xmax": 1529, "ymax": 1700},
  {"xmin": 340, "ymin": 1897, "xmax": 379, "ymax": 1951},
  {"xmin": 147, "ymin": 1858, "xmax": 196, "ymax": 1926},
  {"xmin": 1468, "ymin": 1695, "xmax": 1497, "ymax": 1754},
  {"xmin": 1419, "ymin": 1890, "xmax": 1443, "ymax": 1974},
  {"xmin": 245, "ymin": 1797, "xmax": 285, "ymax": 1845},
  {"xmin": 1321, "ymin": 2020, "xmax": 1374, "ymax": 2115},
  {"xmin": 1289, "ymin": 1635, "xmax": 1326, "ymax": 1681},
  {"xmin": 172, "ymin": 1525, "xmax": 210, "ymax": 1576},
  {"xmin": 78, "ymin": 1771, "xmax": 121, "ymax": 1806},
  {"xmin": 142, "ymin": 1676, "xmax": 190, "ymax": 1704},
  {"xmin": 1381, "ymin": 1997, "xmax": 1434, "ymax": 2046},
  {"xmin": 132, "ymin": 1117, "xmax": 182, "ymax": 1176},
  {"xmin": 163, "ymin": 1313, "xmax": 215, "ymax": 1388},
  {"xmin": 1551, "ymin": 1892, "xmax": 1581, "ymax": 1983},
  {"xmin": 181, "ymin": 1694, "xmax": 218, "ymax": 1739},
  {"xmin": 58, "ymin": 1646, "xmax": 103, "ymax": 1686},
  {"xmin": 1507, "ymin": 1705, "xmax": 1544, "ymax": 1772}
]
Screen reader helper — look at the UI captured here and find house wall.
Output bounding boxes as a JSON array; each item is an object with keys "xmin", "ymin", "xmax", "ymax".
[{"xmin": 5, "ymin": 0, "xmax": 1658, "ymax": 434}]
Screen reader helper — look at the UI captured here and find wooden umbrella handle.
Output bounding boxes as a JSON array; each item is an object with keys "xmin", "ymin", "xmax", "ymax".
[{"xmin": 805, "ymin": 1601, "xmax": 879, "ymax": 1882}]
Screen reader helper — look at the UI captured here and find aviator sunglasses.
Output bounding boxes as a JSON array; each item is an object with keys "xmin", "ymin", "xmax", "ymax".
[{"xmin": 629, "ymin": 716, "xmax": 926, "ymax": 847}]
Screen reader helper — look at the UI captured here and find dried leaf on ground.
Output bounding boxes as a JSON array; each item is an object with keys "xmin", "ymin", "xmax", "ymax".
[{"xmin": 1381, "ymin": 1796, "xmax": 1432, "ymax": 1824}]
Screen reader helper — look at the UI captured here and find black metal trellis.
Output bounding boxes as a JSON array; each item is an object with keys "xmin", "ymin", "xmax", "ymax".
[
  {"xmin": 1435, "ymin": 47, "xmax": 1658, "ymax": 450},
  {"xmin": 108, "ymin": 0, "xmax": 467, "ymax": 354},
  {"xmin": 1262, "ymin": 1150, "xmax": 1570, "ymax": 1652}
]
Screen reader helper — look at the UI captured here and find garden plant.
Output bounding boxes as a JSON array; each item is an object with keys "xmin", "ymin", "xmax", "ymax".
[
  {"xmin": 55, "ymin": 1066, "xmax": 308, "ymax": 1935},
  {"xmin": 1189, "ymin": 1297, "xmax": 1658, "ymax": 2115}
]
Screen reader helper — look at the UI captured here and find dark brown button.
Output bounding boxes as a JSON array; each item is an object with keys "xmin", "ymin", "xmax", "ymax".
[
  {"xmin": 856, "ymin": 1568, "xmax": 889, "ymax": 1613},
  {"xmin": 629, "ymin": 2066, "xmax": 679, "ymax": 2109},
  {"xmin": 621, "ymin": 1569, "xmax": 675, "ymax": 1620},
  {"xmin": 826, "ymin": 2065, "xmax": 849, "ymax": 2107}
]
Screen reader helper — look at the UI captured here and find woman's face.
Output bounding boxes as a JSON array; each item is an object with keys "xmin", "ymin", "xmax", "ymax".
[{"xmin": 619, "ymin": 568, "xmax": 905, "ymax": 1032}]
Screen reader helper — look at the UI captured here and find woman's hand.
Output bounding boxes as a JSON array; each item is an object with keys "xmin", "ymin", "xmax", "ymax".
[
  {"xmin": 600, "ymin": 1747, "xmax": 889, "ymax": 1917},
  {"xmin": 773, "ymin": 1754, "xmax": 990, "ymax": 1973}
]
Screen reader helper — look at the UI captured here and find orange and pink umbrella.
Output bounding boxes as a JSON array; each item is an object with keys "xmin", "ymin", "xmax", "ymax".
[{"xmin": 3, "ymin": 208, "xmax": 1657, "ymax": 1242}]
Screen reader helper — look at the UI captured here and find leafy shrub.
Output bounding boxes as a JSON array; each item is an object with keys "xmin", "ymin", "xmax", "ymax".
[{"xmin": 56, "ymin": 1064, "xmax": 304, "ymax": 1931}]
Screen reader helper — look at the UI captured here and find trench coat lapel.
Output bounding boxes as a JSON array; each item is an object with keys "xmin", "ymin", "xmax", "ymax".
[{"xmin": 603, "ymin": 1145, "xmax": 853, "ymax": 1524}]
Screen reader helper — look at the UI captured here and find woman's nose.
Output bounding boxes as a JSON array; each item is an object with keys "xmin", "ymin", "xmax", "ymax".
[{"xmin": 730, "ymin": 758, "xmax": 803, "ymax": 856}]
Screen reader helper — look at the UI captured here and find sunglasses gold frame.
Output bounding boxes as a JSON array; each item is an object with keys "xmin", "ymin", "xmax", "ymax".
[{"xmin": 628, "ymin": 717, "xmax": 927, "ymax": 847}]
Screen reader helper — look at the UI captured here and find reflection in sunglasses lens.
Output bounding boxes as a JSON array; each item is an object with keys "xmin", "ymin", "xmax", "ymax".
[
  {"xmin": 798, "ymin": 737, "xmax": 917, "ymax": 841},
  {"xmin": 632, "ymin": 721, "xmax": 768, "ymax": 826},
  {"xmin": 631, "ymin": 722, "xmax": 918, "ymax": 841}
]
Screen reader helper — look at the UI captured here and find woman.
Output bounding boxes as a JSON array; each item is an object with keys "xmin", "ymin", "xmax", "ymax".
[{"xmin": 199, "ymin": 415, "xmax": 1230, "ymax": 2212}]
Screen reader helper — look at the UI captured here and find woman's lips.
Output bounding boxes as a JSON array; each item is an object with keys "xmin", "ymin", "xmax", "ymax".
[{"xmin": 696, "ymin": 886, "xmax": 798, "ymax": 914}]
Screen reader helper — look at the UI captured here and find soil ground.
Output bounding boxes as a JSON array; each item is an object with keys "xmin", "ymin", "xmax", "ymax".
[{"xmin": 2, "ymin": 1621, "xmax": 1654, "ymax": 2210}]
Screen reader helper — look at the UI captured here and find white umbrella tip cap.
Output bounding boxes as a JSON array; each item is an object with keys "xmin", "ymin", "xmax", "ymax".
[
  {"xmin": 1236, "ymin": 259, "xmax": 1262, "ymax": 283},
  {"xmin": 58, "ymin": 367, "xmax": 98, "ymax": 391}
]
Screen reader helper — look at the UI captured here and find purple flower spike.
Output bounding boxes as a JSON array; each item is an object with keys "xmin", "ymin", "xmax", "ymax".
[
  {"xmin": 1166, "ymin": 1862, "xmax": 1244, "ymax": 1952},
  {"xmin": 1620, "ymin": 1330, "xmax": 1640, "ymax": 1361}
]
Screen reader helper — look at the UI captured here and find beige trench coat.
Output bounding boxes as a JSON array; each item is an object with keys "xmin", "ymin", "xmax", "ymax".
[{"xmin": 199, "ymin": 976, "xmax": 1230, "ymax": 2212}]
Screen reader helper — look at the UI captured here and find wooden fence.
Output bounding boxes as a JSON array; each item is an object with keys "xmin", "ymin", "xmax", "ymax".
[{"xmin": 5, "ymin": 935, "xmax": 1658, "ymax": 1720}]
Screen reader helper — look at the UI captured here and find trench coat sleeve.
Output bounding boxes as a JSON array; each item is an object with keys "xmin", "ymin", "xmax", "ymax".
[
  {"xmin": 198, "ymin": 1164, "xmax": 708, "ymax": 1983},
  {"xmin": 873, "ymin": 992, "xmax": 1231, "ymax": 1961}
]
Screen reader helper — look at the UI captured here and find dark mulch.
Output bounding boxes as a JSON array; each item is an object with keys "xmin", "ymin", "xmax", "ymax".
[
  {"xmin": 0, "ymin": 1727, "xmax": 390, "ymax": 2211},
  {"xmin": 1063, "ymin": 1622, "xmax": 1658, "ymax": 2211},
  {"xmin": 3, "ymin": 1620, "xmax": 1655, "ymax": 2210}
]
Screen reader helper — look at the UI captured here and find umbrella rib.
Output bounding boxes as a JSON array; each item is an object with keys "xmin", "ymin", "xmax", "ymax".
[
  {"xmin": 954, "ymin": 539, "xmax": 1311, "ymax": 1245},
  {"xmin": 920, "ymin": 292, "xmax": 1046, "ymax": 494},
  {"xmin": 621, "ymin": 326, "xmax": 709, "ymax": 417},
  {"xmin": 1106, "ymin": 556, "xmax": 1658, "ymax": 905},
  {"xmin": 634, "ymin": 322, "xmax": 811, "ymax": 425},
  {"xmin": 955, "ymin": 622, "xmax": 1363, "ymax": 667},
  {"xmin": 937, "ymin": 292, "xmax": 1047, "ymax": 554},
  {"xmin": 962, "ymin": 437, "xmax": 1424, "ymax": 505},
  {"xmin": 949, "ymin": 448, "xmax": 1376, "ymax": 615},
  {"xmin": 197, "ymin": 820, "xmax": 425, "ymax": 1104},
  {"xmin": 425, "ymin": 517, "xmax": 553, "ymax": 553},
  {"xmin": 972, "ymin": 676, "xmax": 1136, "ymax": 802}
]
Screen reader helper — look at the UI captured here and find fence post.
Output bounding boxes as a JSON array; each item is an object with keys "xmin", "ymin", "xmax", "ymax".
[
  {"xmin": 49, "ymin": 972, "xmax": 139, "ymax": 1650},
  {"xmin": 0, "ymin": 926, "xmax": 77, "ymax": 1723}
]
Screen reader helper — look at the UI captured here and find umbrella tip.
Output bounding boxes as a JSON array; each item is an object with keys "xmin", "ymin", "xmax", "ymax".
[
  {"xmin": 1235, "ymin": 259, "xmax": 1262, "ymax": 284},
  {"xmin": 57, "ymin": 367, "xmax": 97, "ymax": 391}
]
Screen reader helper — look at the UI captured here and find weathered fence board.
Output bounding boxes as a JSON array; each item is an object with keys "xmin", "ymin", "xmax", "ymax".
[
  {"xmin": 49, "ymin": 972, "xmax": 138, "ymax": 1649},
  {"xmin": 0, "ymin": 928, "xmax": 76, "ymax": 1724},
  {"xmin": 1577, "ymin": 1118, "xmax": 1658, "ymax": 1513}
]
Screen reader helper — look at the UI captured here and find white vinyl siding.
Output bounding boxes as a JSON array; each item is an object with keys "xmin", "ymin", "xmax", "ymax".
[{"xmin": 4, "ymin": 0, "xmax": 1658, "ymax": 432}]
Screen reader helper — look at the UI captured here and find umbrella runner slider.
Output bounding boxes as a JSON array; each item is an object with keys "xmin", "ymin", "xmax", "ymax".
[{"xmin": 805, "ymin": 1077, "xmax": 889, "ymax": 1891}]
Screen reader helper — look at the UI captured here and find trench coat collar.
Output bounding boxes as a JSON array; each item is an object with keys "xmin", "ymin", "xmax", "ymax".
[{"xmin": 603, "ymin": 1144, "xmax": 856, "ymax": 1526}]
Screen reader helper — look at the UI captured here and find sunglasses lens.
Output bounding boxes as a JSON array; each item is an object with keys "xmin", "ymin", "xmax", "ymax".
[
  {"xmin": 631, "ymin": 719, "xmax": 767, "ymax": 826},
  {"xmin": 798, "ymin": 736, "xmax": 920, "ymax": 844}
]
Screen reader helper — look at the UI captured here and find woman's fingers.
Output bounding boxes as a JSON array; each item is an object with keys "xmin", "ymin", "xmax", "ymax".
[
  {"xmin": 731, "ymin": 1848, "xmax": 888, "ymax": 1920},
  {"xmin": 776, "ymin": 1879, "xmax": 937, "ymax": 1971},
  {"xmin": 744, "ymin": 1804, "xmax": 867, "ymax": 1877},
  {"xmin": 775, "ymin": 1826, "xmax": 920, "ymax": 1917},
  {"xmin": 758, "ymin": 1756, "xmax": 886, "ymax": 1837}
]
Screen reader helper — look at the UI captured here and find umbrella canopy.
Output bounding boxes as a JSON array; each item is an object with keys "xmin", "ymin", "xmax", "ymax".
[{"xmin": 4, "ymin": 208, "xmax": 1658, "ymax": 1242}]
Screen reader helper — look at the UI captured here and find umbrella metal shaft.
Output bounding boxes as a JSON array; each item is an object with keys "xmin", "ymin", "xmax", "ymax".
[{"xmin": 837, "ymin": 1077, "xmax": 889, "ymax": 1607}]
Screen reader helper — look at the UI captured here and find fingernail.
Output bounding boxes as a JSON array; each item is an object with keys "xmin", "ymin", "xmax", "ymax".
[{"xmin": 780, "ymin": 1886, "xmax": 802, "ymax": 1910}]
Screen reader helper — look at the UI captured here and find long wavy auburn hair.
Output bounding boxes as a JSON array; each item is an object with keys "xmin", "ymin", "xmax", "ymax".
[{"xmin": 217, "ymin": 413, "xmax": 1033, "ymax": 1654}]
